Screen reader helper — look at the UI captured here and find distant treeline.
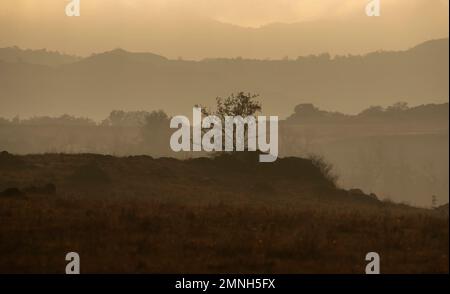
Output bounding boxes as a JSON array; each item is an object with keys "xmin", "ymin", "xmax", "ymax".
[
  {"xmin": 0, "ymin": 46, "xmax": 81, "ymax": 67},
  {"xmin": 0, "ymin": 102, "xmax": 447, "ymax": 127},
  {"xmin": 285, "ymin": 102, "xmax": 449, "ymax": 124},
  {"xmin": 0, "ymin": 110, "xmax": 168, "ymax": 127}
]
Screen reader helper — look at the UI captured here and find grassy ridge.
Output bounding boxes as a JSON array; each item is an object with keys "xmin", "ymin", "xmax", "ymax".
[{"xmin": 0, "ymin": 153, "xmax": 448, "ymax": 273}]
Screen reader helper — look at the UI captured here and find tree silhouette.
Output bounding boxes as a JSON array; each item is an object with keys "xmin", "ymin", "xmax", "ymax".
[
  {"xmin": 206, "ymin": 92, "xmax": 262, "ymax": 118},
  {"xmin": 199, "ymin": 92, "xmax": 262, "ymax": 153},
  {"xmin": 140, "ymin": 110, "xmax": 172, "ymax": 155}
]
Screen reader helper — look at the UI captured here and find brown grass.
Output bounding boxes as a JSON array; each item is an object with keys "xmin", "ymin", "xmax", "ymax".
[{"xmin": 0, "ymin": 153, "xmax": 448, "ymax": 273}]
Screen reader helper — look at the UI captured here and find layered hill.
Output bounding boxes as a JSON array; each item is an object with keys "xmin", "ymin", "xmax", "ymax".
[
  {"xmin": 0, "ymin": 39, "xmax": 448, "ymax": 119},
  {"xmin": 0, "ymin": 46, "xmax": 80, "ymax": 67}
]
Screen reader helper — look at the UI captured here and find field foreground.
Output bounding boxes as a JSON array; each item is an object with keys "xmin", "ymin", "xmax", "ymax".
[{"xmin": 0, "ymin": 153, "xmax": 448, "ymax": 273}]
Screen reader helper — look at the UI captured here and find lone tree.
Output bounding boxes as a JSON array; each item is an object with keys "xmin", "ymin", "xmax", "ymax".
[
  {"xmin": 209, "ymin": 92, "xmax": 262, "ymax": 118},
  {"xmin": 198, "ymin": 92, "xmax": 262, "ymax": 154}
]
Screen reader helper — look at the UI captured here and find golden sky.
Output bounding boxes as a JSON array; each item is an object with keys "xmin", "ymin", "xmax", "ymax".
[
  {"xmin": 1, "ymin": 0, "xmax": 448, "ymax": 26},
  {"xmin": 0, "ymin": 0, "xmax": 448, "ymax": 58}
]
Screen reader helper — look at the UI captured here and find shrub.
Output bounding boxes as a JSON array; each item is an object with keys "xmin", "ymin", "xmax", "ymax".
[{"xmin": 308, "ymin": 154, "xmax": 338, "ymax": 187}]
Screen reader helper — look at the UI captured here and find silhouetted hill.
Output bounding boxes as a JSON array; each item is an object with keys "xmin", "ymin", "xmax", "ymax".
[
  {"xmin": 76, "ymin": 49, "xmax": 168, "ymax": 67},
  {"xmin": 0, "ymin": 39, "xmax": 448, "ymax": 119},
  {"xmin": 0, "ymin": 46, "xmax": 81, "ymax": 67},
  {"xmin": 408, "ymin": 38, "xmax": 449, "ymax": 55},
  {"xmin": 0, "ymin": 153, "xmax": 383, "ymax": 206},
  {"xmin": 285, "ymin": 102, "xmax": 449, "ymax": 124}
]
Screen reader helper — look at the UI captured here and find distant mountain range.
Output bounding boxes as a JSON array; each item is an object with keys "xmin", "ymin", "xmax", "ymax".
[
  {"xmin": 0, "ymin": 38, "xmax": 448, "ymax": 119},
  {"xmin": 0, "ymin": 47, "xmax": 80, "ymax": 67},
  {"xmin": 1, "ymin": 0, "xmax": 447, "ymax": 59}
]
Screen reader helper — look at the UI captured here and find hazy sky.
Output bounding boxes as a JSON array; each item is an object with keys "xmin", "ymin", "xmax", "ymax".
[
  {"xmin": 0, "ymin": 0, "xmax": 448, "ymax": 58},
  {"xmin": 1, "ymin": 0, "xmax": 448, "ymax": 26}
]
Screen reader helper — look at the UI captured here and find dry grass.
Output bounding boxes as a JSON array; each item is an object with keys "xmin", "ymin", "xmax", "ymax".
[{"xmin": 0, "ymin": 153, "xmax": 448, "ymax": 273}]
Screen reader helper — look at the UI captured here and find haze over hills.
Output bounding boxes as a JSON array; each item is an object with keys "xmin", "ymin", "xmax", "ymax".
[
  {"xmin": 0, "ymin": 0, "xmax": 448, "ymax": 59},
  {"xmin": 1, "ymin": 101, "xmax": 447, "ymax": 207},
  {"xmin": 0, "ymin": 0, "xmax": 448, "ymax": 275},
  {"xmin": 0, "ymin": 47, "xmax": 81, "ymax": 67},
  {"xmin": 0, "ymin": 38, "xmax": 448, "ymax": 120}
]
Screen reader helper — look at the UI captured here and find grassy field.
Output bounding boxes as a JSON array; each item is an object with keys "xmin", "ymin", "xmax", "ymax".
[{"xmin": 0, "ymin": 152, "xmax": 448, "ymax": 273}]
